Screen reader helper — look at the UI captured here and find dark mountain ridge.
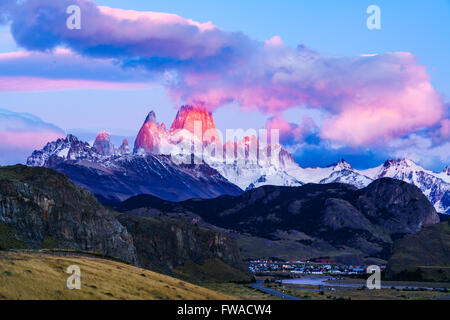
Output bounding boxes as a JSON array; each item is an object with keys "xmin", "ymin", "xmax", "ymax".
[
  {"xmin": 0, "ymin": 165, "xmax": 137, "ymax": 264},
  {"xmin": 0, "ymin": 165, "xmax": 251, "ymax": 282},
  {"xmin": 116, "ymin": 178, "xmax": 440, "ymax": 262}
]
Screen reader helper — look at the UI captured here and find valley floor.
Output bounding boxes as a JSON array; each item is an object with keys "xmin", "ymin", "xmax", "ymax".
[
  {"xmin": 3, "ymin": 250, "xmax": 448, "ymax": 301},
  {"xmin": 260, "ymin": 276, "xmax": 450, "ymax": 300}
]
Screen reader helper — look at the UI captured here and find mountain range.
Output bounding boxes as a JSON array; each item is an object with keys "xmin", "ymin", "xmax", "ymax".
[
  {"xmin": 27, "ymin": 104, "xmax": 449, "ymax": 214},
  {"xmin": 115, "ymin": 178, "xmax": 440, "ymax": 264}
]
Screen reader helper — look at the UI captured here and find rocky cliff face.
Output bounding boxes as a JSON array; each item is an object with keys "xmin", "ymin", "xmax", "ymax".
[
  {"xmin": 93, "ymin": 131, "xmax": 114, "ymax": 156},
  {"xmin": 170, "ymin": 104, "xmax": 220, "ymax": 144},
  {"xmin": 117, "ymin": 214, "xmax": 253, "ymax": 282},
  {"xmin": 0, "ymin": 165, "xmax": 137, "ymax": 264},
  {"xmin": 134, "ymin": 111, "xmax": 170, "ymax": 154},
  {"xmin": 356, "ymin": 178, "xmax": 440, "ymax": 233},
  {"xmin": 118, "ymin": 139, "xmax": 131, "ymax": 155}
]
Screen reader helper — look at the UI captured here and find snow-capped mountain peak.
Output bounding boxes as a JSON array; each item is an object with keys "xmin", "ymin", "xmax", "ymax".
[
  {"xmin": 363, "ymin": 158, "xmax": 434, "ymax": 180},
  {"xmin": 440, "ymin": 166, "xmax": 450, "ymax": 182},
  {"xmin": 26, "ymin": 105, "xmax": 449, "ymax": 215},
  {"xmin": 134, "ymin": 110, "xmax": 170, "ymax": 154},
  {"xmin": 143, "ymin": 110, "xmax": 157, "ymax": 124},
  {"xmin": 358, "ymin": 158, "xmax": 449, "ymax": 214},
  {"xmin": 27, "ymin": 134, "xmax": 99, "ymax": 166},
  {"xmin": 170, "ymin": 104, "xmax": 220, "ymax": 145},
  {"xmin": 93, "ymin": 130, "xmax": 114, "ymax": 156},
  {"xmin": 118, "ymin": 139, "xmax": 131, "ymax": 155},
  {"xmin": 329, "ymin": 158, "xmax": 353, "ymax": 171}
]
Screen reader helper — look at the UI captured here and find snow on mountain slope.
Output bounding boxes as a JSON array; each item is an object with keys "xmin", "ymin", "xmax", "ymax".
[
  {"xmin": 319, "ymin": 169, "xmax": 373, "ymax": 189},
  {"xmin": 26, "ymin": 106, "xmax": 448, "ymax": 214},
  {"xmin": 93, "ymin": 131, "xmax": 115, "ymax": 156},
  {"xmin": 359, "ymin": 159, "xmax": 449, "ymax": 214},
  {"xmin": 206, "ymin": 159, "xmax": 302, "ymax": 191},
  {"xmin": 133, "ymin": 106, "xmax": 303, "ymax": 192},
  {"xmin": 284, "ymin": 158, "xmax": 449, "ymax": 214},
  {"xmin": 134, "ymin": 111, "xmax": 171, "ymax": 154},
  {"xmin": 436, "ymin": 166, "xmax": 450, "ymax": 184},
  {"xmin": 26, "ymin": 135, "xmax": 242, "ymax": 203},
  {"xmin": 27, "ymin": 134, "xmax": 100, "ymax": 166},
  {"xmin": 246, "ymin": 169, "xmax": 303, "ymax": 191},
  {"xmin": 287, "ymin": 159, "xmax": 363, "ymax": 184}
]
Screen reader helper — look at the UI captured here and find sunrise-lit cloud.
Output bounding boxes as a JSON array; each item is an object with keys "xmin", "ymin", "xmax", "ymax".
[
  {"xmin": 266, "ymin": 115, "xmax": 317, "ymax": 146},
  {"xmin": 0, "ymin": 0, "xmax": 447, "ymax": 150},
  {"xmin": 0, "ymin": 108, "xmax": 65, "ymax": 164},
  {"xmin": 0, "ymin": 49, "xmax": 151, "ymax": 91},
  {"xmin": 0, "ymin": 76, "xmax": 152, "ymax": 92}
]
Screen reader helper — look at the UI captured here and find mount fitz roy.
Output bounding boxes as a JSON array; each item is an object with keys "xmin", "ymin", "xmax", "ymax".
[{"xmin": 27, "ymin": 105, "xmax": 449, "ymax": 214}]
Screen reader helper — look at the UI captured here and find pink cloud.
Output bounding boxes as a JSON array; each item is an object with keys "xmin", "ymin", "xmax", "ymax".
[
  {"xmin": 321, "ymin": 80, "xmax": 444, "ymax": 146},
  {"xmin": 172, "ymin": 51, "xmax": 445, "ymax": 146},
  {"xmin": 1, "ymin": 0, "xmax": 446, "ymax": 148},
  {"xmin": 0, "ymin": 49, "xmax": 152, "ymax": 91},
  {"xmin": 97, "ymin": 6, "xmax": 216, "ymax": 32},
  {"xmin": 439, "ymin": 119, "xmax": 450, "ymax": 138},
  {"xmin": 428, "ymin": 117, "xmax": 450, "ymax": 145},
  {"xmin": 264, "ymin": 36, "xmax": 284, "ymax": 47},
  {"xmin": 0, "ymin": 76, "xmax": 150, "ymax": 92},
  {"xmin": 0, "ymin": 108, "xmax": 66, "ymax": 163},
  {"xmin": 4, "ymin": 0, "xmax": 242, "ymax": 61},
  {"xmin": 266, "ymin": 116, "xmax": 317, "ymax": 145},
  {"xmin": 0, "ymin": 130, "xmax": 64, "ymax": 149}
]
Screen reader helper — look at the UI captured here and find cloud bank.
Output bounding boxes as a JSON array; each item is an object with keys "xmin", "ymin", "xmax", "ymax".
[
  {"xmin": 0, "ymin": 48, "xmax": 152, "ymax": 91},
  {"xmin": 0, "ymin": 108, "xmax": 65, "ymax": 164},
  {"xmin": 0, "ymin": 0, "xmax": 447, "ymax": 148}
]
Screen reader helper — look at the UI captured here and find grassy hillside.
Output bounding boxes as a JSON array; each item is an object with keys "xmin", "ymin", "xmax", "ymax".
[
  {"xmin": 117, "ymin": 214, "xmax": 253, "ymax": 283},
  {"xmin": 173, "ymin": 258, "xmax": 252, "ymax": 283},
  {"xmin": 388, "ymin": 221, "xmax": 450, "ymax": 282},
  {"xmin": 0, "ymin": 251, "xmax": 233, "ymax": 300}
]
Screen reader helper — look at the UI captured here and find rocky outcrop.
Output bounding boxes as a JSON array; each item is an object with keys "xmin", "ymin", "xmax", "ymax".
[
  {"xmin": 356, "ymin": 178, "xmax": 440, "ymax": 234},
  {"xmin": 134, "ymin": 110, "xmax": 170, "ymax": 154},
  {"xmin": 443, "ymin": 166, "xmax": 450, "ymax": 178},
  {"xmin": 170, "ymin": 104, "xmax": 220, "ymax": 145},
  {"xmin": 118, "ymin": 139, "xmax": 131, "ymax": 155},
  {"xmin": 93, "ymin": 131, "xmax": 114, "ymax": 156},
  {"xmin": 117, "ymin": 214, "xmax": 253, "ymax": 282},
  {"xmin": 27, "ymin": 134, "xmax": 98, "ymax": 166},
  {"xmin": 0, "ymin": 165, "xmax": 137, "ymax": 264}
]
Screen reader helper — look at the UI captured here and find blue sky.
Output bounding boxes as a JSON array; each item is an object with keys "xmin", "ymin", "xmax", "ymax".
[
  {"xmin": 0, "ymin": 0, "xmax": 448, "ymax": 170},
  {"xmin": 93, "ymin": 0, "xmax": 450, "ymax": 96}
]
